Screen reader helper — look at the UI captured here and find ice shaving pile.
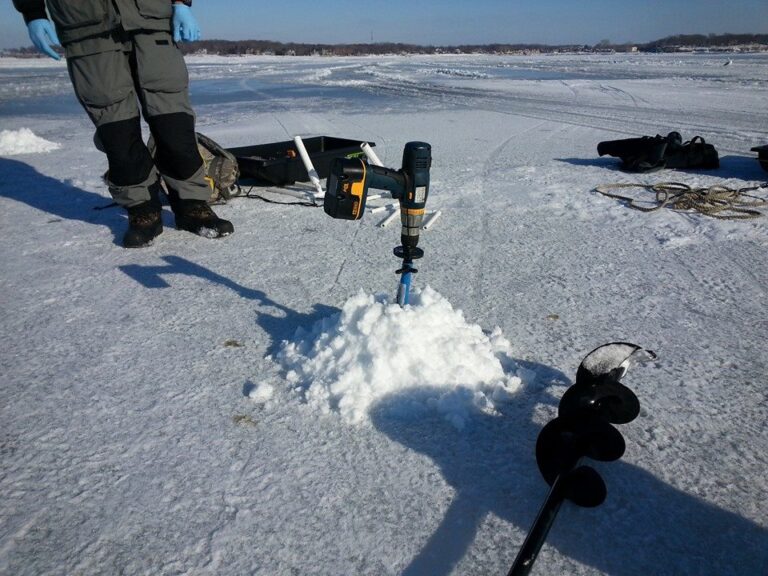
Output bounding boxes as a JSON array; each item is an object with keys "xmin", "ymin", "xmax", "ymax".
[
  {"xmin": 0, "ymin": 128, "xmax": 61, "ymax": 156},
  {"xmin": 276, "ymin": 287, "xmax": 524, "ymax": 427}
]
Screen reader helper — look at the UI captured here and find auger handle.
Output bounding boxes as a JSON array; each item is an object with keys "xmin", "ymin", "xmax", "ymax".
[{"xmin": 507, "ymin": 465, "xmax": 574, "ymax": 576}]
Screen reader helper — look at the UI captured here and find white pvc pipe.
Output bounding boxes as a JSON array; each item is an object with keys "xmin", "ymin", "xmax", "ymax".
[
  {"xmin": 365, "ymin": 191, "xmax": 391, "ymax": 203},
  {"xmin": 422, "ymin": 209, "xmax": 442, "ymax": 230},
  {"xmin": 369, "ymin": 201, "xmax": 400, "ymax": 214},
  {"xmin": 378, "ymin": 206, "xmax": 401, "ymax": 228},
  {"xmin": 361, "ymin": 142, "xmax": 384, "ymax": 167},
  {"xmin": 263, "ymin": 186, "xmax": 316, "ymax": 202},
  {"xmin": 294, "ymin": 135, "xmax": 324, "ymax": 198}
]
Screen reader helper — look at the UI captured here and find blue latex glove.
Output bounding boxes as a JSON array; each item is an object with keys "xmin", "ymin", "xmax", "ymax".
[
  {"xmin": 27, "ymin": 19, "xmax": 61, "ymax": 60},
  {"xmin": 172, "ymin": 4, "xmax": 201, "ymax": 43}
]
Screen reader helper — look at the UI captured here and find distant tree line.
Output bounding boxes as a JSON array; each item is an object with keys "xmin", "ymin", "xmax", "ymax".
[
  {"xmin": 643, "ymin": 33, "xmax": 768, "ymax": 51},
  {"xmin": 3, "ymin": 46, "xmax": 40, "ymax": 56},
  {"xmin": 172, "ymin": 33, "xmax": 768, "ymax": 56},
  {"xmin": 172, "ymin": 39, "xmax": 591, "ymax": 56},
  {"xmin": 2, "ymin": 33, "xmax": 767, "ymax": 58}
]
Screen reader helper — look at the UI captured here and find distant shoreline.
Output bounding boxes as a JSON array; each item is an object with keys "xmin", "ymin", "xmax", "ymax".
[
  {"xmin": 2, "ymin": 51, "xmax": 767, "ymax": 66},
  {"xmin": 2, "ymin": 47, "xmax": 767, "ymax": 63},
  {"xmin": 2, "ymin": 32, "xmax": 767, "ymax": 58}
]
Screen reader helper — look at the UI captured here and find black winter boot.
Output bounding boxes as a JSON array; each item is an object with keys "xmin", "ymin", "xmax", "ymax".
[
  {"xmin": 123, "ymin": 201, "xmax": 163, "ymax": 248},
  {"xmin": 174, "ymin": 199, "xmax": 234, "ymax": 238}
]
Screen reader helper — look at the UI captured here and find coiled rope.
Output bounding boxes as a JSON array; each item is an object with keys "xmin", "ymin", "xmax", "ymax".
[{"xmin": 594, "ymin": 181, "xmax": 768, "ymax": 220}]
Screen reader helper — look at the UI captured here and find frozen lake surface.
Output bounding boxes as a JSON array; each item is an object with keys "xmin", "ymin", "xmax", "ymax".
[{"xmin": 1, "ymin": 52, "xmax": 767, "ymax": 575}]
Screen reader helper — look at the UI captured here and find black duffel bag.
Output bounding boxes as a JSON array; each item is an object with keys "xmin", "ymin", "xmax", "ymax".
[{"xmin": 598, "ymin": 132, "xmax": 719, "ymax": 173}]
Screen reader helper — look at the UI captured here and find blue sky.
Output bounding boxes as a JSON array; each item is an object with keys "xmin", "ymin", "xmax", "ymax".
[{"xmin": 1, "ymin": 0, "xmax": 766, "ymax": 49}]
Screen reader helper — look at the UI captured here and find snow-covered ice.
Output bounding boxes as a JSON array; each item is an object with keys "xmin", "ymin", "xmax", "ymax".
[{"xmin": 1, "ymin": 52, "xmax": 767, "ymax": 575}]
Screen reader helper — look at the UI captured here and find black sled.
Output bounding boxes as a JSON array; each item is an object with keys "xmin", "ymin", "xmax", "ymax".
[{"xmin": 751, "ymin": 144, "xmax": 768, "ymax": 173}]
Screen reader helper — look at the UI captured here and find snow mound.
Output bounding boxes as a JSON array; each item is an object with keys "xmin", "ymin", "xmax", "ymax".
[
  {"xmin": 248, "ymin": 382, "xmax": 275, "ymax": 403},
  {"xmin": 0, "ymin": 128, "xmax": 61, "ymax": 156},
  {"xmin": 277, "ymin": 287, "xmax": 523, "ymax": 427}
]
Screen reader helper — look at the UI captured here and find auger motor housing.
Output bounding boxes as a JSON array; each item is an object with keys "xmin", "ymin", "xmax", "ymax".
[{"xmin": 324, "ymin": 142, "xmax": 431, "ymax": 250}]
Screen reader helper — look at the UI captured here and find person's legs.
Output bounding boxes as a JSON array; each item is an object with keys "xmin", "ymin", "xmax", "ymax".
[
  {"xmin": 67, "ymin": 42, "xmax": 164, "ymax": 246},
  {"xmin": 132, "ymin": 31, "xmax": 232, "ymax": 237},
  {"xmin": 67, "ymin": 44, "xmax": 159, "ymax": 205},
  {"xmin": 66, "ymin": 31, "xmax": 232, "ymax": 244},
  {"xmin": 95, "ymin": 116, "xmax": 158, "ymax": 206}
]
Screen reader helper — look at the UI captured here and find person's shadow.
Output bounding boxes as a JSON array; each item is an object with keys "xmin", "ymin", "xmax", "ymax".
[
  {"xmin": 119, "ymin": 255, "xmax": 338, "ymax": 357},
  {"xmin": 1, "ymin": 159, "xmax": 339, "ymax": 353},
  {"xmin": 370, "ymin": 361, "xmax": 768, "ymax": 576},
  {"xmin": 0, "ymin": 157, "xmax": 126, "ymax": 244}
]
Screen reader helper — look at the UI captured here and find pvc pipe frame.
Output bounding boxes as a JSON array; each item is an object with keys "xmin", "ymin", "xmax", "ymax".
[
  {"xmin": 369, "ymin": 201, "xmax": 400, "ymax": 214},
  {"xmin": 378, "ymin": 208, "xmax": 443, "ymax": 229},
  {"xmin": 294, "ymin": 136, "xmax": 324, "ymax": 198},
  {"xmin": 361, "ymin": 142, "xmax": 384, "ymax": 167},
  {"xmin": 422, "ymin": 210, "xmax": 442, "ymax": 230},
  {"xmin": 378, "ymin": 207, "xmax": 401, "ymax": 228},
  {"xmin": 259, "ymin": 183, "xmax": 319, "ymax": 202}
]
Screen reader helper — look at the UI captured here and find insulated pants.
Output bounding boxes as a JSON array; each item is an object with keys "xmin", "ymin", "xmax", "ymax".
[{"xmin": 66, "ymin": 30, "xmax": 210, "ymax": 207}]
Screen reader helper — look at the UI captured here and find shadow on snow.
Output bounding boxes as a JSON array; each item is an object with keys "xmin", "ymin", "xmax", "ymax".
[
  {"xmin": 370, "ymin": 362, "xmax": 768, "ymax": 576},
  {"xmin": 0, "ymin": 157, "xmax": 126, "ymax": 244},
  {"xmin": 556, "ymin": 154, "xmax": 767, "ymax": 181},
  {"xmin": 118, "ymin": 255, "xmax": 338, "ymax": 358},
  {"xmin": 6, "ymin": 158, "xmax": 765, "ymax": 575}
]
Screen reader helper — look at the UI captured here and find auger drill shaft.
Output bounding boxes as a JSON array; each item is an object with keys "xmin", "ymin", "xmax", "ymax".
[{"xmin": 323, "ymin": 141, "xmax": 432, "ymax": 306}]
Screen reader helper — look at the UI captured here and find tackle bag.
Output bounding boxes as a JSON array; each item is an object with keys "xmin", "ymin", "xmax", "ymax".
[
  {"xmin": 195, "ymin": 132, "xmax": 241, "ymax": 203},
  {"xmin": 597, "ymin": 131, "xmax": 719, "ymax": 173},
  {"xmin": 148, "ymin": 132, "xmax": 241, "ymax": 204}
]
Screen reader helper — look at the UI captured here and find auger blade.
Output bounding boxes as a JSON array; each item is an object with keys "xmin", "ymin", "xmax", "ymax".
[
  {"xmin": 559, "ymin": 380, "xmax": 640, "ymax": 424},
  {"xmin": 536, "ymin": 416, "xmax": 625, "ymax": 486},
  {"xmin": 576, "ymin": 341, "xmax": 656, "ymax": 387},
  {"xmin": 563, "ymin": 466, "xmax": 607, "ymax": 507},
  {"xmin": 508, "ymin": 343, "xmax": 656, "ymax": 576}
]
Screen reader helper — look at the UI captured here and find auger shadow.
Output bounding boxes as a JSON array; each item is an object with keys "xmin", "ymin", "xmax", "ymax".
[
  {"xmin": 0, "ymin": 157, "xmax": 124, "ymax": 245},
  {"xmin": 119, "ymin": 255, "xmax": 338, "ymax": 357},
  {"xmin": 370, "ymin": 367, "xmax": 768, "ymax": 576}
]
